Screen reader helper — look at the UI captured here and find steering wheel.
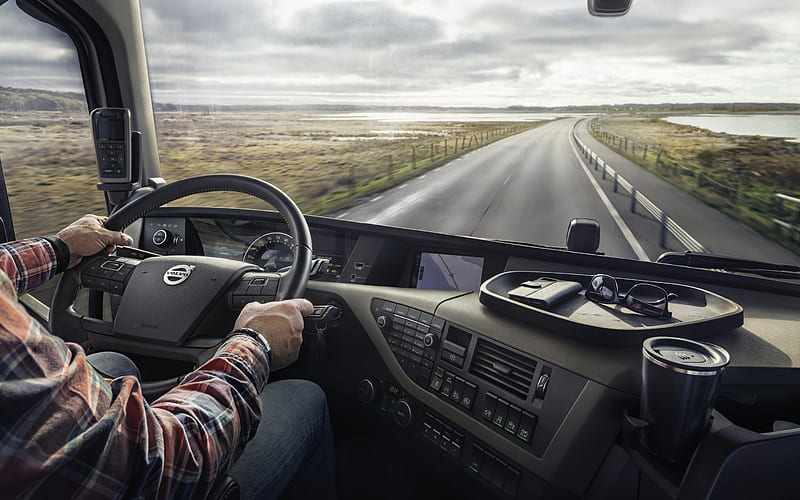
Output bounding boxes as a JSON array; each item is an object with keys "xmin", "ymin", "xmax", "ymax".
[{"xmin": 50, "ymin": 174, "xmax": 312, "ymax": 396}]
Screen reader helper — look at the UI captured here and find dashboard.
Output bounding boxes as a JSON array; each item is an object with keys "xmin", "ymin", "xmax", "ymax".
[{"xmin": 128, "ymin": 207, "xmax": 800, "ymax": 500}]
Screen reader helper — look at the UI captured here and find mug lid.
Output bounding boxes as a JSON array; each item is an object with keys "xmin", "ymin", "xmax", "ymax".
[{"xmin": 643, "ymin": 336, "xmax": 730, "ymax": 372}]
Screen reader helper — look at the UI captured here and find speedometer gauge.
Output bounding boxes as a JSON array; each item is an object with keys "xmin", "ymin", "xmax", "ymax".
[{"xmin": 243, "ymin": 232, "xmax": 294, "ymax": 272}]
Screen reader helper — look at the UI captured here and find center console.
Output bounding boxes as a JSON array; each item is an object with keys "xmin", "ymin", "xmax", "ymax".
[{"xmin": 362, "ymin": 297, "xmax": 589, "ymax": 498}]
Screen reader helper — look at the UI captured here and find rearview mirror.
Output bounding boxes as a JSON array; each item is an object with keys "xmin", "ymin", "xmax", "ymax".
[{"xmin": 588, "ymin": 0, "xmax": 632, "ymax": 17}]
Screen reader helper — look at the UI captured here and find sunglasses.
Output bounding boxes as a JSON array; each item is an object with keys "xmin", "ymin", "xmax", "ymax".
[{"xmin": 585, "ymin": 274, "xmax": 678, "ymax": 319}]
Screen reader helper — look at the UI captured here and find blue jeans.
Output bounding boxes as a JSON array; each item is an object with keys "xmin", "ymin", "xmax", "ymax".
[{"xmin": 86, "ymin": 352, "xmax": 337, "ymax": 500}]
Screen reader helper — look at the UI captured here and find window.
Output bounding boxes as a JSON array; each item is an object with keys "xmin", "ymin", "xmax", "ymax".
[{"xmin": 0, "ymin": 3, "xmax": 103, "ymax": 301}]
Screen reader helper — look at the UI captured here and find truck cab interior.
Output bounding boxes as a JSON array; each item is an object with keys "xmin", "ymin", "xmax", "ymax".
[{"xmin": 1, "ymin": 0, "xmax": 800, "ymax": 499}]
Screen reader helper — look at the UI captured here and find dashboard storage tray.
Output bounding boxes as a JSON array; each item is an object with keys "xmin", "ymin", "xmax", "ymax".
[{"xmin": 479, "ymin": 271, "xmax": 743, "ymax": 346}]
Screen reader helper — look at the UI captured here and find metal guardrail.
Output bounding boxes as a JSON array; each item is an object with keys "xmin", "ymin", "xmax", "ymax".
[
  {"xmin": 773, "ymin": 193, "xmax": 800, "ymax": 241},
  {"xmin": 572, "ymin": 128, "xmax": 708, "ymax": 253}
]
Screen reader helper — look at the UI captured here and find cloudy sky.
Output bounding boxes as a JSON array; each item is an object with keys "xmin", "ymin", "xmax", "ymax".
[{"xmin": 1, "ymin": 0, "xmax": 798, "ymax": 107}]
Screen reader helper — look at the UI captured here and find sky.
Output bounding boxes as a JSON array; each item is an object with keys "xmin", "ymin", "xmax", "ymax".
[{"xmin": 1, "ymin": 0, "xmax": 798, "ymax": 107}]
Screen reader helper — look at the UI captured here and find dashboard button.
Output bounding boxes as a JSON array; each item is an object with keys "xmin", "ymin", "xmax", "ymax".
[
  {"xmin": 493, "ymin": 399, "xmax": 509, "ymax": 428},
  {"xmin": 536, "ymin": 372, "xmax": 551, "ymax": 399},
  {"xmin": 432, "ymin": 429, "xmax": 442, "ymax": 446},
  {"xmin": 381, "ymin": 302, "xmax": 396, "ymax": 314},
  {"xmin": 517, "ymin": 412, "xmax": 538, "ymax": 444},
  {"xmin": 440, "ymin": 373, "xmax": 455, "ymax": 398},
  {"xmin": 371, "ymin": 299, "xmax": 383, "ymax": 317},
  {"xmin": 451, "ymin": 377, "xmax": 465, "ymax": 403},
  {"xmin": 431, "ymin": 317, "xmax": 445, "ymax": 331},
  {"xmin": 503, "ymin": 467, "xmax": 521, "ymax": 497},
  {"xmin": 429, "ymin": 375, "xmax": 444, "ymax": 392},
  {"xmin": 461, "ymin": 382, "xmax": 477, "ymax": 410},
  {"xmin": 491, "ymin": 459, "xmax": 507, "ymax": 490},
  {"xmin": 442, "ymin": 350, "xmax": 464, "ymax": 368},
  {"xmin": 435, "ymin": 366, "xmax": 445, "ymax": 378},
  {"xmin": 395, "ymin": 304, "xmax": 409, "ymax": 317},
  {"xmin": 440, "ymin": 435, "xmax": 451, "ymax": 452},
  {"xmin": 407, "ymin": 308, "xmax": 421, "ymax": 320},
  {"xmin": 422, "ymin": 423, "xmax": 432, "ymax": 440},
  {"xmin": 469, "ymin": 445, "xmax": 484, "ymax": 474},
  {"xmin": 449, "ymin": 441, "xmax": 461, "ymax": 459},
  {"xmin": 505, "ymin": 405, "xmax": 522, "ymax": 435},
  {"xmin": 482, "ymin": 393, "xmax": 498, "ymax": 422},
  {"xmin": 480, "ymin": 452, "xmax": 496, "ymax": 481}
]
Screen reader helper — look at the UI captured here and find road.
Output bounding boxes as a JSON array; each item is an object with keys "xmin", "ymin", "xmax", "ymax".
[{"xmin": 338, "ymin": 117, "xmax": 800, "ymax": 265}]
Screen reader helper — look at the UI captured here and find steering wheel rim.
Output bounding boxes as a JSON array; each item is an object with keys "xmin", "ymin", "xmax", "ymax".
[{"xmin": 50, "ymin": 174, "xmax": 312, "ymax": 395}]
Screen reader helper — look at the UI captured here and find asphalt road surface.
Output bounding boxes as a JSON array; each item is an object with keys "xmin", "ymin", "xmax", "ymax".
[{"xmin": 339, "ymin": 117, "xmax": 800, "ymax": 265}]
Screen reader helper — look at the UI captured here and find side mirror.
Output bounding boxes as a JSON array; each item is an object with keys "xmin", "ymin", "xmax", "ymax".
[
  {"xmin": 566, "ymin": 218, "xmax": 600, "ymax": 253},
  {"xmin": 588, "ymin": 0, "xmax": 632, "ymax": 17}
]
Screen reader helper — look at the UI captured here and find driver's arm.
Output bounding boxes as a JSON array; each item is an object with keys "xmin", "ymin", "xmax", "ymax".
[{"xmin": 0, "ymin": 214, "xmax": 132, "ymax": 296}]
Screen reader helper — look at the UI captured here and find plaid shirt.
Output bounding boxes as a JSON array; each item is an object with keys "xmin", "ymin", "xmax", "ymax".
[{"xmin": 0, "ymin": 238, "xmax": 270, "ymax": 499}]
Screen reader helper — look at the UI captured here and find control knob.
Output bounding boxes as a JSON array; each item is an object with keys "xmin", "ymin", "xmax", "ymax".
[
  {"xmin": 152, "ymin": 229, "xmax": 173, "ymax": 248},
  {"xmin": 423, "ymin": 333, "xmax": 439, "ymax": 348},
  {"xmin": 376, "ymin": 315, "xmax": 391, "ymax": 330},
  {"xmin": 357, "ymin": 378, "xmax": 377, "ymax": 404},
  {"xmin": 392, "ymin": 399, "xmax": 414, "ymax": 428}
]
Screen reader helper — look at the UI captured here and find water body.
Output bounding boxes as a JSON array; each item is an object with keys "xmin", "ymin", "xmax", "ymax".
[{"xmin": 664, "ymin": 114, "xmax": 800, "ymax": 142}]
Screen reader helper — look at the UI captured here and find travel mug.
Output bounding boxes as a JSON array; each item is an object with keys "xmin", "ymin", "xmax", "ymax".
[{"xmin": 640, "ymin": 336, "xmax": 730, "ymax": 462}]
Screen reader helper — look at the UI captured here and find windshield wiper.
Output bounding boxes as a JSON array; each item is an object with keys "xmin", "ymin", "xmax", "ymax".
[{"xmin": 657, "ymin": 251, "xmax": 800, "ymax": 279}]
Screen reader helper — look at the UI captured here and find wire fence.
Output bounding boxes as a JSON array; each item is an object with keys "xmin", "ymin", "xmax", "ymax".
[
  {"xmin": 572, "ymin": 125, "xmax": 708, "ymax": 253},
  {"xmin": 588, "ymin": 120, "xmax": 800, "ymax": 245}
]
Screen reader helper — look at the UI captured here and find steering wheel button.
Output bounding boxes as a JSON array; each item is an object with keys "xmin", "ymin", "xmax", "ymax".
[
  {"xmin": 100, "ymin": 260, "xmax": 124, "ymax": 271},
  {"xmin": 250, "ymin": 277, "xmax": 266, "ymax": 286},
  {"xmin": 110, "ymin": 281, "xmax": 124, "ymax": 295},
  {"xmin": 82, "ymin": 276, "xmax": 96, "ymax": 288},
  {"xmin": 246, "ymin": 284, "xmax": 263, "ymax": 296},
  {"xmin": 263, "ymin": 279, "xmax": 278, "ymax": 295}
]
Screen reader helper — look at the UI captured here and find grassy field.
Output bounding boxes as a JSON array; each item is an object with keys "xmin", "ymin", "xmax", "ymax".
[
  {"xmin": 589, "ymin": 115, "xmax": 800, "ymax": 252},
  {"xmin": 1, "ymin": 110, "xmax": 545, "ymax": 238}
]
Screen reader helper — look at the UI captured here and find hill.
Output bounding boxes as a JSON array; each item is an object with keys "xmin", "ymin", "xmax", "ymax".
[{"xmin": 0, "ymin": 86, "xmax": 85, "ymax": 112}]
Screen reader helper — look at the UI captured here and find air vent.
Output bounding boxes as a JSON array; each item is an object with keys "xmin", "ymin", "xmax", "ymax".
[{"xmin": 469, "ymin": 339, "xmax": 537, "ymax": 400}]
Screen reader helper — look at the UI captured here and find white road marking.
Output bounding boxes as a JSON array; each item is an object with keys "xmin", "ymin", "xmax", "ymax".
[
  {"xmin": 568, "ymin": 129, "xmax": 650, "ymax": 261},
  {"xmin": 419, "ymin": 174, "xmax": 427, "ymax": 179},
  {"xmin": 398, "ymin": 184, "xmax": 408, "ymax": 189},
  {"xmin": 370, "ymin": 195, "xmax": 383, "ymax": 203},
  {"xmin": 503, "ymin": 174, "xmax": 512, "ymax": 186},
  {"xmin": 336, "ymin": 211, "xmax": 350, "ymax": 219}
]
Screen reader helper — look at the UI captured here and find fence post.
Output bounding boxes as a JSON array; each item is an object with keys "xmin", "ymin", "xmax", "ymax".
[
  {"xmin": 350, "ymin": 166, "xmax": 355, "ymax": 194},
  {"xmin": 444, "ymin": 139, "xmax": 448, "ymax": 156},
  {"xmin": 659, "ymin": 211, "xmax": 668, "ymax": 248},
  {"xmin": 643, "ymin": 144, "xmax": 648, "ymax": 159},
  {"xmin": 412, "ymin": 146, "xmax": 416, "ymax": 169},
  {"xmin": 630, "ymin": 187, "xmax": 637, "ymax": 213},
  {"xmin": 387, "ymin": 155, "xmax": 394, "ymax": 180},
  {"xmin": 430, "ymin": 143, "xmax": 435, "ymax": 161},
  {"xmin": 656, "ymin": 147, "xmax": 663, "ymax": 165},
  {"xmin": 613, "ymin": 171, "xmax": 619, "ymax": 193},
  {"xmin": 602, "ymin": 164, "xmax": 607, "ymax": 180},
  {"xmin": 697, "ymin": 173, "xmax": 704, "ymax": 188}
]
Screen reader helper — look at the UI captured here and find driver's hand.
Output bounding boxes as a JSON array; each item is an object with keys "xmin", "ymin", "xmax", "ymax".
[
  {"xmin": 233, "ymin": 298, "xmax": 314, "ymax": 371},
  {"xmin": 56, "ymin": 214, "xmax": 134, "ymax": 269}
]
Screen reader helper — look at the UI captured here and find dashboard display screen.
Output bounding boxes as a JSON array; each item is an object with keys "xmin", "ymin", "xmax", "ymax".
[{"xmin": 414, "ymin": 252, "xmax": 485, "ymax": 292}]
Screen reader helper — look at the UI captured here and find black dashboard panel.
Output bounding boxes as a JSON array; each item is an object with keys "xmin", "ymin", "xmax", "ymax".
[{"xmin": 132, "ymin": 207, "xmax": 800, "ymax": 500}]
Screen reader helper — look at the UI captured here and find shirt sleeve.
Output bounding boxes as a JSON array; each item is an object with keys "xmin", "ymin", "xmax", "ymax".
[
  {"xmin": 0, "ymin": 237, "xmax": 58, "ymax": 296},
  {"xmin": 0, "ymin": 267, "xmax": 271, "ymax": 499}
]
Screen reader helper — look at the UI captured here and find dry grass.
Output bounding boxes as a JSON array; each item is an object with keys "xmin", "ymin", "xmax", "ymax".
[{"xmin": 1, "ymin": 110, "xmax": 544, "ymax": 238}]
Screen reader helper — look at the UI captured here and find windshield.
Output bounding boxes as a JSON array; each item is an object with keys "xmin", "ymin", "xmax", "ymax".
[{"xmin": 3, "ymin": 0, "xmax": 800, "ymax": 266}]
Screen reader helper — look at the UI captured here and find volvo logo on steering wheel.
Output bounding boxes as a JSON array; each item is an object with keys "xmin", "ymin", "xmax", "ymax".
[{"xmin": 163, "ymin": 264, "xmax": 196, "ymax": 286}]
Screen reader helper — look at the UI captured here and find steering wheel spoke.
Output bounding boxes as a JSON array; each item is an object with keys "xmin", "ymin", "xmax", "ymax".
[{"xmin": 79, "ymin": 254, "xmax": 141, "ymax": 296}]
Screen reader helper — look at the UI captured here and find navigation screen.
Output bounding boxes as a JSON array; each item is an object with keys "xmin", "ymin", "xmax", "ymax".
[{"xmin": 414, "ymin": 252, "xmax": 485, "ymax": 292}]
